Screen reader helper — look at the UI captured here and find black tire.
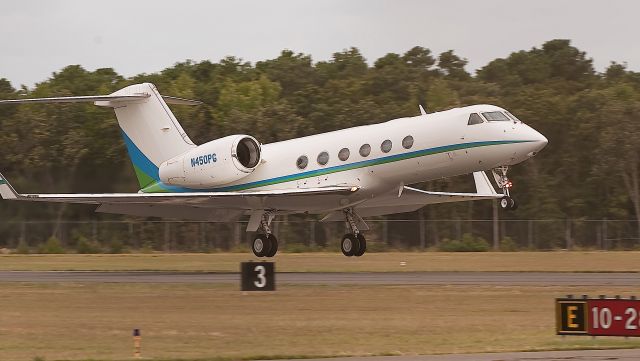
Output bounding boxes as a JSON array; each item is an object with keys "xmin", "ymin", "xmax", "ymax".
[
  {"xmin": 266, "ymin": 234, "xmax": 278, "ymax": 257},
  {"xmin": 341, "ymin": 234, "xmax": 360, "ymax": 257},
  {"xmin": 252, "ymin": 234, "xmax": 271, "ymax": 257},
  {"xmin": 354, "ymin": 233, "xmax": 366, "ymax": 257},
  {"xmin": 500, "ymin": 196, "xmax": 511, "ymax": 210},
  {"xmin": 509, "ymin": 198, "xmax": 518, "ymax": 211}
]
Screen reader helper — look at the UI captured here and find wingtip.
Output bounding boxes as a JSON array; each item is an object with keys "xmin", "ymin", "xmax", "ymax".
[{"xmin": 0, "ymin": 172, "xmax": 19, "ymax": 200}]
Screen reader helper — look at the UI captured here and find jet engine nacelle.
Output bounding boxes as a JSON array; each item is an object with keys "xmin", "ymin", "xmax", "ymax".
[{"xmin": 159, "ymin": 135, "xmax": 261, "ymax": 188}]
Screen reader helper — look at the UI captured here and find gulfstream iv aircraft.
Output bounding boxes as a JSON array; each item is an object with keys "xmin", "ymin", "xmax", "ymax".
[{"xmin": 0, "ymin": 83, "xmax": 547, "ymax": 257}]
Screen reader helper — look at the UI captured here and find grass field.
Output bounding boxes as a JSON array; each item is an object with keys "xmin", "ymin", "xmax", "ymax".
[
  {"xmin": 2, "ymin": 251, "xmax": 640, "ymax": 272},
  {"xmin": 3, "ymin": 252, "xmax": 640, "ymax": 361},
  {"xmin": 1, "ymin": 283, "xmax": 639, "ymax": 361}
]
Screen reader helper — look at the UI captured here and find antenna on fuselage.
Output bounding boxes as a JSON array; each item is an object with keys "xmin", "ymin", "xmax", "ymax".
[{"xmin": 419, "ymin": 104, "xmax": 427, "ymax": 116}]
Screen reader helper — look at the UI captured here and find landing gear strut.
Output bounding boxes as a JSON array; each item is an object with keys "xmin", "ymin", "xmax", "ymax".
[
  {"xmin": 341, "ymin": 208, "xmax": 366, "ymax": 257},
  {"xmin": 493, "ymin": 166, "xmax": 518, "ymax": 211},
  {"xmin": 252, "ymin": 212, "xmax": 278, "ymax": 257}
]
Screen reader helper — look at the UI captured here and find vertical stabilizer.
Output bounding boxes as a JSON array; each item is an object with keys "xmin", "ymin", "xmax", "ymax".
[{"xmin": 95, "ymin": 83, "xmax": 197, "ymax": 188}]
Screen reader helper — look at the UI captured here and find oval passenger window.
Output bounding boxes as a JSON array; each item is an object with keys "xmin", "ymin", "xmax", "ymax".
[
  {"xmin": 296, "ymin": 155, "xmax": 308, "ymax": 169},
  {"xmin": 381, "ymin": 139, "xmax": 392, "ymax": 153},
  {"xmin": 359, "ymin": 144, "xmax": 371, "ymax": 157},
  {"xmin": 338, "ymin": 148, "xmax": 350, "ymax": 161},
  {"xmin": 402, "ymin": 136, "xmax": 414, "ymax": 149},
  {"xmin": 317, "ymin": 151, "xmax": 329, "ymax": 166}
]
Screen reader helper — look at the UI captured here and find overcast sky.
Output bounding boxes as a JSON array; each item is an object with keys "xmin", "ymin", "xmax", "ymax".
[{"xmin": 1, "ymin": 0, "xmax": 637, "ymax": 88}]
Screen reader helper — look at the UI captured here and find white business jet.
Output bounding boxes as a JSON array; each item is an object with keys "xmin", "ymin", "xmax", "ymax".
[{"xmin": 0, "ymin": 83, "xmax": 547, "ymax": 257}]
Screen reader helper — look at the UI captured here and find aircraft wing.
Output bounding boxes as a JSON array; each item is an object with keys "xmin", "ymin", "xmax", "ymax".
[
  {"xmin": 322, "ymin": 171, "xmax": 502, "ymax": 220},
  {"xmin": 0, "ymin": 172, "xmax": 359, "ymax": 220}
]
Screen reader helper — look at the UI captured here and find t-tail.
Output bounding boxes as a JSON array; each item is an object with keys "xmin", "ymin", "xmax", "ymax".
[
  {"xmin": 95, "ymin": 83, "xmax": 198, "ymax": 189},
  {"xmin": 0, "ymin": 83, "xmax": 201, "ymax": 190}
]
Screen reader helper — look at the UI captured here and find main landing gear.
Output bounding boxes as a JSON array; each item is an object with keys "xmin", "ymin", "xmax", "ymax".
[
  {"xmin": 341, "ymin": 208, "xmax": 366, "ymax": 257},
  {"xmin": 252, "ymin": 212, "xmax": 278, "ymax": 257},
  {"xmin": 493, "ymin": 166, "xmax": 518, "ymax": 211}
]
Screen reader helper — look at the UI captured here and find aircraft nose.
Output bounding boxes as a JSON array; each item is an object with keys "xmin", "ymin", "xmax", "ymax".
[
  {"xmin": 527, "ymin": 128, "xmax": 548, "ymax": 157},
  {"xmin": 536, "ymin": 131, "xmax": 548, "ymax": 149}
]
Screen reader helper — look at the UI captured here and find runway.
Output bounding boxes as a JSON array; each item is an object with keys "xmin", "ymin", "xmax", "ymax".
[
  {"xmin": 278, "ymin": 349, "xmax": 640, "ymax": 361},
  {"xmin": 1, "ymin": 271, "xmax": 640, "ymax": 285}
]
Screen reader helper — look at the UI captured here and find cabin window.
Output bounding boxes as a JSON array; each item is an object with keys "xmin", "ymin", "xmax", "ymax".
[
  {"xmin": 338, "ymin": 148, "xmax": 350, "ymax": 161},
  {"xmin": 296, "ymin": 155, "xmax": 308, "ymax": 170},
  {"xmin": 482, "ymin": 111, "xmax": 510, "ymax": 121},
  {"xmin": 381, "ymin": 139, "xmax": 392, "ymax": 153},
  {"xmin": 317, "ymin": 151, "xmax": 329, "ymax": 166},
  {"xmin": 359, "ymin": 144, "xmax": 371, "ymax": 157},
  {"xmin": 468, "ymin": 113, "xmax": 484, "ymax": 125},
  {"xmin": 402, "ymin": 135, "xmax": 414, "ymax": 149}
]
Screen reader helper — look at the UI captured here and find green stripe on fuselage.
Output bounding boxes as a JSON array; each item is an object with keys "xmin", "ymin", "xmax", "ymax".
[
  {"xmin": 141, "ymin": 139, "xmax": 533, "ymax": 193},
  {"xmin": 0, "ymin": 178, "xmax": 6, "ymax": 185}
]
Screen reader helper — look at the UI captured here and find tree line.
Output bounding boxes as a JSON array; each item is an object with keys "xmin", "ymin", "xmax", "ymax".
[{"xmin": 0, "ymin": 39, "xmax": 639, "ymax": 250}]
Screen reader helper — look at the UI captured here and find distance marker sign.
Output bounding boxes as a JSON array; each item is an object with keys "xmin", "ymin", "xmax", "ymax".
[
  {"xmin": 556, "ymin": 297, "xmax": 640, "ymax": 337},
  {"xmin": 241, "ymin": 262, "xmax": 275, "ymax": 291}
]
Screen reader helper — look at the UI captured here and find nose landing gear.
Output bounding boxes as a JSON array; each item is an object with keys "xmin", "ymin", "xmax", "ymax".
[
  {"xmin": 499, "ymin": 196, "xmax": 517, "ymax": 211},
  {"xmin": 341, "ymin": 208, "xmax": 366, "ymax": 257},
  {"xmin": 493, "ymin": 166, "xmax": 518, "ymax": 211}
]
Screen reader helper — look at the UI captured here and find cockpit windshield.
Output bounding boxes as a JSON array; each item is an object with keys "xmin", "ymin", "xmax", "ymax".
[
  {"xmin": 482, "ymin": 111, "xmax": 511, "ymax": 121},
  {"xmin": 505, "ymin": 111, "xmax": 520, "ymax": 122},
  {"xmin": 467, "ymin": 113, "xmax": 484, "ymax": 125}
]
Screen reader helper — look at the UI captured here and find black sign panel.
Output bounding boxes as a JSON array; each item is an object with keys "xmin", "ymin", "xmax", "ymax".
[
  {"xmin": 241, "ymin": 262, "xmax": 275, "ymax": 291},
  {"xmin": 556, "ymin": 300, "xmax": 587, "ymax": 335}
]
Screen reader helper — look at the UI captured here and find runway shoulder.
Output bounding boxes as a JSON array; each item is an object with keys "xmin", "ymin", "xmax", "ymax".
[
  {"xmin": 0, "ymin": 271, "xmax": 639, "ymax": 285},
  {"xmin": 276, "ymin": 348, "xmax": 640, "ymax": 361}
]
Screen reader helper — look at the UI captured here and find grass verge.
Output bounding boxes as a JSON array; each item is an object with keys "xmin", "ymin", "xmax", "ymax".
[
  {"xmin": 1, "ymin": 283, "xmax": 639, "ymax": 361},
  {"xmin": 2, "ymin": 252, "xmax": 640, "ymax": 272}
]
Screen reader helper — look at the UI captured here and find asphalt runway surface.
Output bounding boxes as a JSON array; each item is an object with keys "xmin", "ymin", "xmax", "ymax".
[
  {"xmin": 1, "ymin": 271, "xmax": 640, "ymax": 285},
  {"xmin": 280, "ymin": 349, "xmax": 640, "ymax": 361}
]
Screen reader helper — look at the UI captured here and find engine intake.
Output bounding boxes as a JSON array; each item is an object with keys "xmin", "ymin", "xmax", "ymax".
[
  {"xmin": 159, "ymin": 135, "xmax": 262, "ymax": 188},
  {"xmin": 236, "ymin": 136, "xmax": 261, "ymax": 169}
]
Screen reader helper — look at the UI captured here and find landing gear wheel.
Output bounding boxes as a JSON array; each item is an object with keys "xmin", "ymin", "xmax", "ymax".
[
  {"xmin": 500, "ymin": 196, "xmax": 517, "ymax": 211},
  {"xmin": 500, "ymin": 197, "xmax": 510, "ymax": 210},
  {"xmin": 252, "ymin": 234, "xmax": 272, "ymax": 257},
  {"xmin": 354, "ymin": 234, "xmax": 366, "ymax": 257},
  {"xmin": 266, "ymin": 234, "xmax": 278, "ymax": 257},
  {"xmin": 341, "ymin": 234, "xmax": 361, "ymax": 257}
]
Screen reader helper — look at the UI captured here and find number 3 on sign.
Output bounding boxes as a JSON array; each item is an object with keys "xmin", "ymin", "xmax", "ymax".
[
  {"xmin": 240, "ymin": 261, "xmax": 274, "ymax": 291},
  {"xmin": 254, "ymin": 265, "xmax": 266, "ymax": 288}
]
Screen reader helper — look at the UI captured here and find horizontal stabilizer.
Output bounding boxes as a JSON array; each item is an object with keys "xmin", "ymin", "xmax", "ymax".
[
  {"xmin": 0, "ymin": 94, "xmax": 201, "ymax": 106},
  {"xmin": 0, "ymin": 94, "xmax": 150, "ymax": 104},
  {"xmin": 161, "ymin": 96, "xmax": 202, "ymax": 106}
]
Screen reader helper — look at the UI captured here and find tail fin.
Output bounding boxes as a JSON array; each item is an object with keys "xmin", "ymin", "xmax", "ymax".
[{"xmin": 95, "ymin": 83, "xmax": 197, "ymax": 189}]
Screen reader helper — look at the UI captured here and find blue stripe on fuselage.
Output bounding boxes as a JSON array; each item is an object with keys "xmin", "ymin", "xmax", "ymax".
[{"xmin": 142, "ymin": 139, "xmax": 534, "ymax": 193}]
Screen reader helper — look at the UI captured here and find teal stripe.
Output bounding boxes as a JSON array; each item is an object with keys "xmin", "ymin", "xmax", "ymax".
[
  {"xmin": 0, "ymin": 178, "xmax": 6, "ymax": 185},
  {"xmin": 143, "ymin": 139, "xmax": 534, "ymax": 193}
]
